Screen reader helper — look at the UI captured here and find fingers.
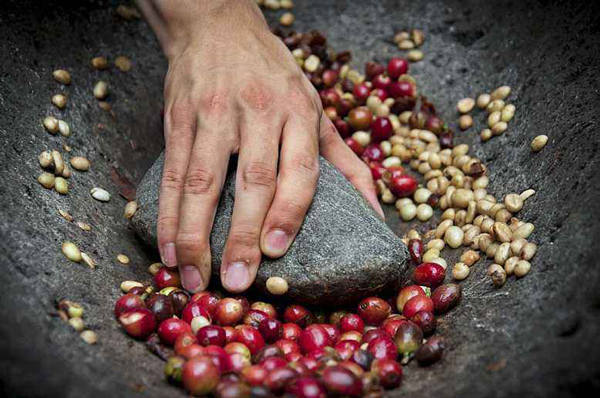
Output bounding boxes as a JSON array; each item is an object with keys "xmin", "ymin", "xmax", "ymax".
[
  {"xmin": 260, "ymin": 115, "xmax": 320, "ymax": 258},
  {"xmin": 157, "ymin": 103, "xmax": 197, "ymax": 268},
  {"xmin": 319, "ymin": 115, "xmax": 385, "ymax": 219},
  {"xmin": 175, "ymin": 131, "xmax": 231, "ymax": 293},
  {"xmin": 221, "ymin": 118, "xmax": 282, "ymax": 293}
]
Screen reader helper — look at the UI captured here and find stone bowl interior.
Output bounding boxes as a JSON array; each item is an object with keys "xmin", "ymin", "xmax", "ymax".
[{"xmin": 0, "ymin": 1, "xmax": 599, "ymax": 397}]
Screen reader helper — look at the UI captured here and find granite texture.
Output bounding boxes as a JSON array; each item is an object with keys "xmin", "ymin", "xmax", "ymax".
[
  {"xmin": 0, "ymin": 0, "xmax": 599, "ymax": 398},
  {"xmin": 132, "ymin": 153, "xmax": 409, "ymax": 305}
]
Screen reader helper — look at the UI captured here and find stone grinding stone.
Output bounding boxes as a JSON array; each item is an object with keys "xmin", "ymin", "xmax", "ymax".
[{"xmin": 132, "ymin": 153, "xmax": 410, "ymax": 306}]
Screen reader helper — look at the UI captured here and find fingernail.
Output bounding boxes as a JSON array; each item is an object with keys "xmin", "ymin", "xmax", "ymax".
[
  {"xmin": 181, "ymin": 265, "xmax": 203, "ymax": 292},
  {"xmin": 162, "ymin": 243, "xmax": 177, "ymax": 267},
  {"xmin": 225, "ymin": 262, "xmax": 249, "ymax": 292},
  {"xmin": 264, "ymin": 229, "xmax": 289, "ymax": 256}
]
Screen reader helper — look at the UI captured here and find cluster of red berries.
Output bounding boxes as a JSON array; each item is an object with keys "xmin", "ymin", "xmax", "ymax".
[
  {"xmin": 270, "ymin": 28, "xmax": 453, "ymax": 199},
  {"xmin": 114, "ymin": 260, "xmax": 460, "ymax": 397}
]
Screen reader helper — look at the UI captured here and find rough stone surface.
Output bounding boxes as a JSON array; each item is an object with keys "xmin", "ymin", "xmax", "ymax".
[
  {"xmin": 1, "ymin": 1, "xmax": 600, "ymax": 398},
  {"xmin": 132, "ymin": 153, "xmax": 409, "ymax": 305}
]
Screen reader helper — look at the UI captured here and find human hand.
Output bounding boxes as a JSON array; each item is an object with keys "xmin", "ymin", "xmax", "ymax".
[{"xmin": 137, "ymin": 0, "xmax": 383, "ymax": 294}]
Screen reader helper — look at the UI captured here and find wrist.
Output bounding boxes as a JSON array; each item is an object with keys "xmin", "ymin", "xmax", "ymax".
[{"xmin": 137, "ymin": 0, "xmax": 268, "ymax": 61}]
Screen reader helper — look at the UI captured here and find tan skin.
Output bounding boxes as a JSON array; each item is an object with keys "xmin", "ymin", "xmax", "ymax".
[{"xmin": 137, "ymin": 0, "xmax": 383, "ymax": 294}]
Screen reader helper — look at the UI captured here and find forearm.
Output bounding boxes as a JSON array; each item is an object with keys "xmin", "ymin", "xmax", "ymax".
[{"xmin": 135, "ymin": 0, "xmax": 267, "ymax": 60}]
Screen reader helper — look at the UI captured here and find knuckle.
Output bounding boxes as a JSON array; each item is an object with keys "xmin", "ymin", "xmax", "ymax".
[
  {"xmin": 239, "ymin": 82, "xmax": 274, "ymax": 112},
  {"xmin": 287, "ymin": 154, "xmax": 319, "ymax": 181},
  {"xmin": 319, "ymin": 122, "xmax": 339, "ymax": 145},
  {"xmin": 184, "ymin": 168, "xmax": 217, "ymax": 195},
  {"xmin": 198, "ymin": 92, "xmax": 229, "ymax": 116},
  {"xmin": 161, "ymin": 169, "xmax": 185, "ymax": 190},
  {"xmin": 176, "ymin": 234, "xmax": 208, "ymax": 255},
  {"xmin": 242, "ymin": 161, "xmax": 276, "ymax": 189},
  {"xmin": 229, "ymin": 226, "xmax": 260, "ymax": 248},
  {"xmin": 289, "ymin": 84, "xmax": 320, "ymax": 117}
]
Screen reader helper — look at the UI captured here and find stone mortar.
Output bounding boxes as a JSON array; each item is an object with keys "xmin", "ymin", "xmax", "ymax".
[{"xmin": 0, "ymin": 1, "xmax": 599, "ymax": 397}]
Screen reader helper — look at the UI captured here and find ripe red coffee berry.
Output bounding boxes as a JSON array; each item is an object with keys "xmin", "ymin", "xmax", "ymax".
[
  {"xmin": 387, "ymin": 57, "xmax": 409, "ymax": 79},
  {"xmin": 283, "ymin": 305, "xmax": 313, "ymax": 328},
  {"xmin": 225, "ymin": 352, "xmax": 251, "ymax": 374},
  {"xmin": 322, "ymin": 69, "xmax": 339, "ymax": 88},
  {"xmin": 287, "ymin": 377, "xmax": 327, "ymax": 398},
  {"xmin": 282, "ymin": 323, "xmax": 303, "ymax": 341},
  {"xmin": 372, "ymin": 74, "xmax": 391, "ymax": 90},
  {"xmin": 352, "ymin": 83, "xmax": 371, "ymax": 104},
  {"xmin": 389, "ymin": 174, "xmax": 418, "ymax": 197},
  {"xmin": 370, "ymin": 117, "xmax": 393, "ymax": 142},
  {"xmin": 181, "ymin": 301, "xmax": 212, "ymax": 325},
  {"xmin": 408, "ymin": 239, "xmax": 424, "ymax": 264},
  {"xmin": 321, "ymin": 366, "xmax": 362, "ymax": 397},
  {"xmin": 242, "ymin": 365, "xmax": 268, "ymax": 386},
  {"xmin": 223, "ymin": 326, "xmax": 235, "ymax": 344},
  {"xmin": 382, "ymin": 318, "xmax": 406, "ymax": 338},
  {"xmin": 258, "ymin": 318, "xmax": 283, "ymax": 343},
  {"xmin": 274, "ymin": 338, "xmax": 300, "ymax": 356},
  {"xmin": 366, "ymin": 336, "xmax": 398, "ymax": 361},
  {"xmin": 411, "ymin": 311, "xmax": 437, "ymax": 335},
  {"xmin": 340, "ymin": 314, "xmax": 365, "ymax": 333},
  {"xmin": 233, "ymin": 325, "xmax": 265, "ymax": 355},
  {"xmin": 204, "ymin": 345, "xmax": 229, "ymax": 373},
  {"xmin": 260, "ymin": 356, "xmax": 288, "ymax": 371},
  {"xmin": 319, "ymin": 324, "xmax": 340, "ymax": 345},
  {"xmin": 402, "ymin": 295, "xmax": 434, "ymax": 319},
  {"xmin": 191, "ymin": 291, "xmax": 220, "ymax": 318},
  {"xmin": 114, "ymin": 293, "xmax": 145, "ymax": 318},
  {"xmin": 335, "ymin": 340, "xmax": 360, "ymax": 361},
  {"xmin": 214, "ymin": 298, "xmax": 244, "ymax": 326},
  {"xmin": 224, "ymin": 342, "xmax": 252, "ymax": 361},
  {"xmin": 361, "ymin": 143, "xmax": 385, "ymax": 162},
  {"xmin": 243, "ymin": 309, "xmax": 270, "ymax": 328},
  {"xmin": 118, "ymin": 308, "xmax": 156, "ymax": 339},
  {"xmin": 154, "ymin": 268, "xmax": 181, "ymax": 290},
  {"xmin": 361, "ymin": 328, "xmax": 390, "ymax": 345},
  {"xmin": 431, "ymin": 283, "xmax": 461, "ymax": 314},
  {"xmin": 146, "ymin": 293, "xmax": 175, "ymax": 325},
  {"xmin": 344, "ymin": 137, "xmax": 364, "ymax": 156},
  {"xmin": 365, "ymin": 62, "xmax": 385, "ymax": 79},
  {"xmin": 357, "ymin": 297, "xmax": 391, "ymax": 326},
  {"xmin": 253, "ymin": 344, "xmax": 283, "ymax": 364},
  {"xmin": 413, "ymin": 262, "xmax": 446, "ymax": 288},
  {"xmin": 348, "ymin": 106, "xmax": 373, "ymax": 130},
  {"xmin": 369, "ymin": 161, "xmax": 387, "ymax": 180},
  {"xmin": 371, "ymin": 88, "xmax": 388, "ymax": 101},
  {"xmin": 174, "ymin": 332, "xmax": 198, "ymax": 355},
  {"xmin": 179, "ymin": 343, "xmax": 205, "ymax": 360},
  {"xmin": 250, "ymin": 301, "xmax": 277, "ymax": 319},
  {"xmin": 334, "ymin": 118, "xmax": 351, "ymax": 138},
  {"xmin": 371, "ymin": 358, "xmax": 403, "ymax": 389},
  {"xmin": 299, "ymin": 324, "xmax": 332, "ymax": 354},
  {"xmin": 158, "ymin": 318, "xmax": 192, "ymax": 346},
  {"xmin": 319, "ymin": 88, "xmax": 340, "ymax": 108},
  {"xmin": 265, "ymin": 367, "xmax": 299, "ymax": 394},
  {"xmin": 197, "ymin": 325, "xmax": 227, "ymax": 347},
  {"xmin": 388, "ymin": 81, "xmax": 415, "ymax": 98},
  {"xmin": 396, "ymin": 285, "xmax": 427, "ymax": 312},
  {"xmin": 182, "ymin": 356, "xmax": 220, "ymax": 396}
]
